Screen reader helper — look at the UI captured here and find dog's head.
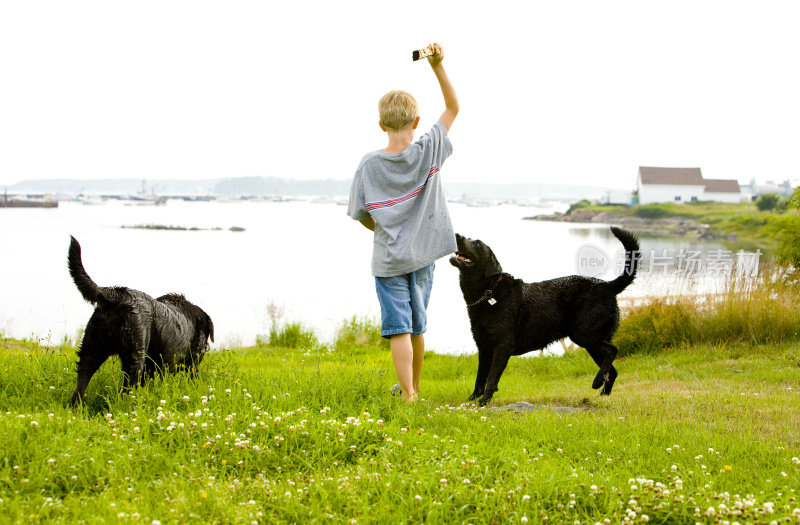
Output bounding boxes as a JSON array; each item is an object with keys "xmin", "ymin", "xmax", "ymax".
[{"xmin": 449, "ymin": 234, "xmax": 503, "ymax": 279}]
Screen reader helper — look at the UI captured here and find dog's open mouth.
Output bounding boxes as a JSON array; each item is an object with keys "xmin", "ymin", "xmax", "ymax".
[{"xmin": 450, "ymin": 252, "xmax": 474, "ymax": 267}]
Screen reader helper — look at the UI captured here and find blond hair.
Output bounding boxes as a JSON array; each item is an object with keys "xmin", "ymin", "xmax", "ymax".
[{"xmin": 378, "ymin": 90, "xmax": 419, "ymax": 132}]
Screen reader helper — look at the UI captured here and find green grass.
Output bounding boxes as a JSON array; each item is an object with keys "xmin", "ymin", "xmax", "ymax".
[
  {"xmin": 334, "ymin": 316, "xmax": 388, "ymax": 352},
  {"xmin": 2, "ymin": 332, "xmax": 800, "ymax": 523},
  {"xmin": 266, "ymin": 322, "xmax": 319, "ymax": 349},
  {"xmin": 616, "ymin": 272, "xmax": 800, "ymax": 355}
]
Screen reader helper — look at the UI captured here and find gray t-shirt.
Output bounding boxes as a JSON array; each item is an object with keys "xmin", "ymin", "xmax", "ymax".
[{"xmin": 348, "ymin": 121, "xmax": 457, "ymax": 277}]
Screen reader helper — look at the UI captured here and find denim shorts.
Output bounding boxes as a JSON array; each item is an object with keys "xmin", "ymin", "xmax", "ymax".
[{"xmin": 374, "ymin": 263, "xmax": 435, "ymax": 339}]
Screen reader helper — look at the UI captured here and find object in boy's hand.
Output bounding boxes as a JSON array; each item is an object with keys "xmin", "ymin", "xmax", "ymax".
[{"xmin": 412, "ymin": 45, "xmax": 434, "ymax": 61}]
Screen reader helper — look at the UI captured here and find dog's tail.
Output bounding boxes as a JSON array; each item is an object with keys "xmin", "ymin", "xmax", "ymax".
[
  {"xmin": 68, "ymin": 236, "xmax": 102, "ymax": 304},
  {"xmin": 607, "ymin": 226, "xmax": 639, "ymax": 295}
]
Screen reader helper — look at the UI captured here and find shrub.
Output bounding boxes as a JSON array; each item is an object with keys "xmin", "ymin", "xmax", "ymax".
[
  {"xmin": 335, "ymin": 316, "xmax": 388, "ymax": 351},
  {"xmin": 565, "ymin": 199, "xmax": 592, "ymax": 215},
  {"xmin": 756, "ymin": 192, "xmax": 784, "ymax": 211},
  {"xmin": 615, "ymin": 272, "xmax": 800, "ymax": 355},
  {"xmin": 269, "ymin": 322, "xmax": 318, "ymax": 349}
]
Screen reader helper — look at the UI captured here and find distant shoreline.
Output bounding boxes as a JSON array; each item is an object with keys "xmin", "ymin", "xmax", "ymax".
[
  {"xmin": 525, "ymin": 208, "xmax": 734, "ymax": 240},
  {"xmin": 121, "ymin": 224, "xmax": 246, "ymax": 232}
]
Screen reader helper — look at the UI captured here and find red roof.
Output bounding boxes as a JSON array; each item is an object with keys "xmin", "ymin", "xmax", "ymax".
[{"xmin": 639, "ymin": 167, "xmax": 740, "ymax": 194}]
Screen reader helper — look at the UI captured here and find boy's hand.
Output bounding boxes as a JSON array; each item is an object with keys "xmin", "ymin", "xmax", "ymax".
[{"xmin": 427, "ymin": 42, "xmax": 444, "ymax": 68}]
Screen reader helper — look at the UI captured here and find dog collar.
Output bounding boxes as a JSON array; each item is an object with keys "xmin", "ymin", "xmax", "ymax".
[{"xmin": 467, "ymin": 290, "xmax": 497, "ymax": 308}]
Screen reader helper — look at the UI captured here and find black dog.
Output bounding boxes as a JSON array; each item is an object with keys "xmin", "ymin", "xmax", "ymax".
[
  {"xmin": 68, "ymin": 236, "xmax": 214, "ymax": 406},
  {"xmin": 450, "ymin": 226, "xmax": 639, "ymax": 406}
]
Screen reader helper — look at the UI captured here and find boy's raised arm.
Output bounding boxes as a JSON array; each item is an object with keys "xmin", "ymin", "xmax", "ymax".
[{"xmin": 427, "ymin": 43, "xmax": 459, "ymax": 132}]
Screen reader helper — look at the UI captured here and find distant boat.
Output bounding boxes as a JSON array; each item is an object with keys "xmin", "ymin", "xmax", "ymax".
[{"xmin": 126, "ymin": 194, "xmax": 167, "ymax": 206}]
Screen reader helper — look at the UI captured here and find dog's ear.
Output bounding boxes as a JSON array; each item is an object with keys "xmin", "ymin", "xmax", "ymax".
[{"xmin": 483, "ymin": 246, "xmax": 503, "ymax": 278}]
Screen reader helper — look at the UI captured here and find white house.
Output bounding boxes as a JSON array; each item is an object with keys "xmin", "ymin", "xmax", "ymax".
[{"xmin": 636, "ymin": 166, "xmax": 742, "ymax": 204}]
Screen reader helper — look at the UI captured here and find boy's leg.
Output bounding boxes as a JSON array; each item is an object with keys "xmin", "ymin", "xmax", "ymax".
[
  {"xmin": 390, "ymin": 333, "xmax": 417, "ymax": 401},
  {"xmin": 409, "ymin": 263, "xmax": 434, "ymax": 399},
  {"xmin": 375, "ymin": 274, "xmax": 417, "ymax": 402},
  {"xmin": 411, "ymin": 334, "xmax": 424, "ymax": 396}
]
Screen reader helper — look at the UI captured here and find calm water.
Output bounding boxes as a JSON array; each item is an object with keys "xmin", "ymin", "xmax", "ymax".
[{"xmin": 0, "ymin": 200, "xmax": 736, "ymax": 354}]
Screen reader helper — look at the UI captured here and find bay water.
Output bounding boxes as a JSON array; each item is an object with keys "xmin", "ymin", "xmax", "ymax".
[{"xmin": 0, "ymin": 199, "xmax": 737, "ymax": 354}]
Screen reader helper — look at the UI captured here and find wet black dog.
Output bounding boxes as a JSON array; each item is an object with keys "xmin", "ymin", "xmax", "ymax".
[
  {"xmin": 450, "ymin": 226, "xmax": 639, "ymax": 406},
  {"xmin": 68, "ymin": 236, "xmax": 214, "ymax": 406}
]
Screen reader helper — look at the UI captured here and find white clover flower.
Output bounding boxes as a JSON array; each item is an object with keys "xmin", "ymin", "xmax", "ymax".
[
  {"xmin": 160, "ymin": 400, "xmax": 166, "ymax": 406},
  {"xmin": 182, "ymin": 396, "xmax": 189, "ymax": 403},
  {"xmin": 30, "ymin": 421, "xmax": 39, "ymax": 429},
  {"xmin": 415, "ymin": 495, "xmax": 422, "ymax": 504}
]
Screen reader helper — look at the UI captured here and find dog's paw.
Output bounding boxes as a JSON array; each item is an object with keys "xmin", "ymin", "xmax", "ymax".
[
  {"xmin": 600, "ymin": 375, "xmax": 616, "ymax": 396},
  {"xmin": 592, "ymin": 373, "xmax": 605, "ymax": 390}
]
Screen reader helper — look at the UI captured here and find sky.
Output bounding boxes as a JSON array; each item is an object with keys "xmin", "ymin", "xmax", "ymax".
[{"xmin": 2, "ymin": 1, "xmax": 799, "ymax": 190}]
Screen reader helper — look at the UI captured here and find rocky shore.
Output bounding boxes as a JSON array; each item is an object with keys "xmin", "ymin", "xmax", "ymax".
[{"xmin": 525, "ymin": 208, "xmax": 737, "ymax": 241}]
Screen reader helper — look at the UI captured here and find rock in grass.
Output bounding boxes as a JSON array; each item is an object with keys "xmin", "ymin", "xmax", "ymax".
[{"xmin": 490, "ymin": 401, "xmax": 585, "ymax": 414}]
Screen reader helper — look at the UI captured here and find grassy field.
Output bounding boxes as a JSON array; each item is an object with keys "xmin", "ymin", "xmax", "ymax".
[{"xmin": 2, "ymin": 328, "xmax": 800, "ymax": 523}]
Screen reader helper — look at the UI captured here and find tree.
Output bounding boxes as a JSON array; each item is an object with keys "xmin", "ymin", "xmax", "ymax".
[{"xmin": 769, "ymin": 188, "xmax": 800, "ymax": 267}]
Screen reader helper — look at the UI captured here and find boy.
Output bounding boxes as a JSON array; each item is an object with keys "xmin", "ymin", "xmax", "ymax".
[{"xmin": 347, "ymin": 43, "xmax": 459, "ymax": 402}]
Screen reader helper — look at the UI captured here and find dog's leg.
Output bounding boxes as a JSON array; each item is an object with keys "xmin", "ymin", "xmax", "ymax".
[
  {"xmin": 588, "ymin": 342, "xmax": 619, "ymax": 395},
  {"xmin": 479, "ymin": 348, "xmax": 512, "ymax": 406},
  {"xmin": 584, "ymin": 346, "xmax": 619, "ymax": 395},
  {"xmin": 71, "ymin": 357, "xmax": 106, "ymax": 406},
  {"xmin": 600, "ymin": 366, "xmax": 618, "ymax": 395},
  {"xmin": 469, "ymin": 347, "xmax": 493, "ymax": 401},
  {"xmin": 120, "ymin": 353, "xmax": 145, "ymax": 394}
]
